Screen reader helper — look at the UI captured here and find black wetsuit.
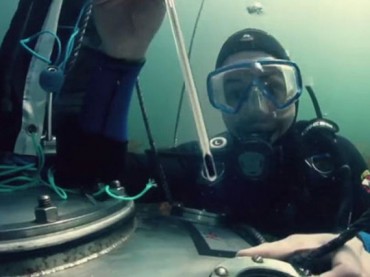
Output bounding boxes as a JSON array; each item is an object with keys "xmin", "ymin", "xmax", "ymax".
[
  {"xmin": 126, "ymin": 127, "xmax": 370, "ymax": 236},
  {"xmin": 50, "ymin": 48, "xmax": 370, "ymax": 237}
]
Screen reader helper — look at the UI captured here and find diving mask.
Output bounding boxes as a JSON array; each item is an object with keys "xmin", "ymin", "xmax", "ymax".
[{"xmin": 207, "ymin": 59, "xmax": 303, "ymax": 114}]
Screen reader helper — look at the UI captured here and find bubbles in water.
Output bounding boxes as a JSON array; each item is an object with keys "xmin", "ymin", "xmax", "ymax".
[{"xmin": 246, "ymin": 2, "xmax": 264, "ymax": 15}]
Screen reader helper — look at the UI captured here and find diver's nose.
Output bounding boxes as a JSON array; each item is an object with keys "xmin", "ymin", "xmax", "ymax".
[{"xmin": 242, "ymin": 86, "xmax": 270, "ymax": 115}]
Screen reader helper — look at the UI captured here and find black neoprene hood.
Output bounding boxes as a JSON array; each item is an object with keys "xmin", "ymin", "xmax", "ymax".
[{"xmin": 216, "ymin": 28, "xmax": 290, "ymax": 68}]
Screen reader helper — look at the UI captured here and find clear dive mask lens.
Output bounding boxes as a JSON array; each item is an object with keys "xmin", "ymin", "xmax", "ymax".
[{"xmin": 207, "ymin": 60, "xmax": 303, "ymax": 114}]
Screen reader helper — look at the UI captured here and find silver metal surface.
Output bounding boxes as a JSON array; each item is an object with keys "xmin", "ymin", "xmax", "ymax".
[
  {"xmin": 210, "ymin": 256, "xmax": 307, "ymax": 277},
  {"xmin": 172, "ymin": 205, "xmax": 226, "ymax": 226},
  {"xmin": 1, "ymin": 201, "xmax": 134, "ymax": 252},
  {"xmin": 1, "ymin": 216, "xmax": 135, "ymax": 277},
  {"xmin": 0, "ymin": 187, "xmax": 134, "ymax": 252},
  {"xmin": 0, "ymin": 191, "xmax": 305, "ymax": 277},
  {"xmin": 49, "ymin": 204, "xmax": 228, "ymax": 277},
  {"xmin": 0, "ymin": 187, "xmax": 90, "ymax": 224},
  {"xmin": 0, "ymin": 186, "xmax": 136, "ymax": 276}
]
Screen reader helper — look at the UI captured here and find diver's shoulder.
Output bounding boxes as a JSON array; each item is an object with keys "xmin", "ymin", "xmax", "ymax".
[{"xmin": 164, "ymin": 132, "xmax": 232, "ymax": 155}]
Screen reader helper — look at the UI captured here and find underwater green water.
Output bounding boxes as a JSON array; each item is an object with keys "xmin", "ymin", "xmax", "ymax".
[
  {"xmin": 134, "ymin": 0, "xmax": 370, "ymax": 165},
  {"xmin": 1, "ymin": 0, "xmax": 369, "ymax": 165}
]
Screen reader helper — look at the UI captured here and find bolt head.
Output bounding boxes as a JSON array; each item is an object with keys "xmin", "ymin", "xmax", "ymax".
[
  {"xmin": 110, "ymin": 180, "xmax": 122, "ymax": 188},
  {"xmin": 35, "ymin": 206, "xmax": 58, "ymax": 223},
  {"xmin": 252, "ymin": 255, "xmax": 264, "ymax": 263},
  {"xmin": 214, "ymin": 266, "xmax": 228, "ymax": 277}
]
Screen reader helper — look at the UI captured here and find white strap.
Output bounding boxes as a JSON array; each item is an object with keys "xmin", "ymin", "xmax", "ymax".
[{"xmin": 14, "ymin": 0, "xmax": 64, "ymax": 155}]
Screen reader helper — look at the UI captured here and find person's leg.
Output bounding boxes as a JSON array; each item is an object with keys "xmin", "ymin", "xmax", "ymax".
[{"xmin": 55, "ymin": 48, "xmax": 144, "ymax": 189}]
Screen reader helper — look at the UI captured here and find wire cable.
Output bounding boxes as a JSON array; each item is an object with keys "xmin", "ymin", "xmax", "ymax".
[
  {"xmin": 135, "ymin": 80, "xmax": 174, "ymax": 204},
  {"xmin": 19, "ymin": 0, "xmax": 92, "ymax": 75},
  {"xmin": 0, "ymin": 132, "xmax": 71, "ymax": 199},
  {"xmin": 92, "ymin": 179, "xmax": 157, "ymax": 201},
  {"xmin": 1, "ymin": 130, "xmax": 156, "ymax": 201},
  {"xmin": 105, "ymin": 179, "xmax": 157, "ymax": 201},
  {"xmin": 305, "ymin": 85, "xmax": 323, "ymax": 119},
  {"xmin": 65, "ymin": 0, "xmax": 93, "ymax": 73}
]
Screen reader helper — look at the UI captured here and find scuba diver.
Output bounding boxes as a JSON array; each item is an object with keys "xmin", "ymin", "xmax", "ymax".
[
  {"xmin": 0, "ymin": 0, "xmax": 369, "ymax": 276},
  {"xmin": 88, "ymin": 2, "xmax": 370, "ymax": 274},
  {"xmin": 132, "ymin": 27, "xmax": 370, "ymax": 235}
]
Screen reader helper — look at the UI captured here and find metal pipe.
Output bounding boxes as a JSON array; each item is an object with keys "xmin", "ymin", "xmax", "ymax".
[{"xmin": 164, "ymin": 0, "xmax": 217, "ymax": 182}]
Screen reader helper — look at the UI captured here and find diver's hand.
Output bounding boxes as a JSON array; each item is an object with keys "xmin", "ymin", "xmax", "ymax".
[
  {"xmin": 236, "ymin": 233, "xmax": 370, "ymax": 277},
  {"xmin": 93, "ymin": 0, "xmax": 166, "ymax": 59}
]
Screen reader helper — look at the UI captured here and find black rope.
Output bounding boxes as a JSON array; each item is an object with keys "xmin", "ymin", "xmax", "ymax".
[
  {"xmin": 66, "ymin": 0, "xmax": 93, "ymax": 73},
  {"xmin": 236, "ymin": 224, "xmax": 267, "ymax": 245},
  {"xmin": 135, "ymin": 80, "xmax": 173, "ymax": 204},
  {"xmin": 305, "ymin": 85, "xmax": 323, "ymax": 119}
]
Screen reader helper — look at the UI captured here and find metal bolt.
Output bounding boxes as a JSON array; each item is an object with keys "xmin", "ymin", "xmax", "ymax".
[
  {"xmin": 110, "ymin": 180, "xmax": 126, "ymax": 195},
  {"xmin": 175, "ymin": 202, "xmax": 183, "ymax": 208},
  {"xmin": 47, "ymin": 66, "xmax": 58, "ymax": 72},
  {"xmin": 35, "ymin": 195, "xmax": 58, "ymax": 223},
  {"xmin": 252, "ymin": 255, "xmax": 264, "ymax": 263},
  {"xmin": 297, "ymin": 267, "xmax": 312, "ymax": 277},
  {"xmin": 214, "ymin": 266, "xmax": 228, "ymax": 277},
  {"xmin": 110, "ymin": 180, "xmax": 122, "ymax": 189},
  {"xmin": 38, "ymin": 195, "xmax": 52, "ymax": 207},
  {"xmin": 26, "ymin": 124, "xmax": 38, "ymax": 134}
]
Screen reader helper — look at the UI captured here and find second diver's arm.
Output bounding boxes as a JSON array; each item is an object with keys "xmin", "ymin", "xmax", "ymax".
[
  {"xmin": 237, "ymin": 233, "xmax": 370, "ymax": 276},
  {"xmin": 93, "ymin": 0, "xmax": 166, "ymax": 60}
]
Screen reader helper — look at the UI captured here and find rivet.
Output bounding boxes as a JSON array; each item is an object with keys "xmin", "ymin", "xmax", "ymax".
[
  {"xmin": 252, "ymin": 255, "xmax": 264, "ymax": 263},
  {"xmin": 214, "ymin": 266, "xmax": 228, "ymax": 276}
]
